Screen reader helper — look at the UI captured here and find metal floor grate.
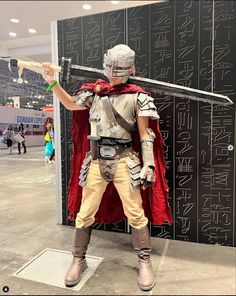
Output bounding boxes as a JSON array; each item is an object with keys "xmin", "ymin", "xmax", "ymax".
[{"xmin": 14, "ymin": 248, "xmax": 103, "ymax": 291}]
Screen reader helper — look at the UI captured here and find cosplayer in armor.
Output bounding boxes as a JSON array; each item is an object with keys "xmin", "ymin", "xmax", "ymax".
[{"xmin": 42, "ymin": 44, "xmax": 172, "ymax": 291}]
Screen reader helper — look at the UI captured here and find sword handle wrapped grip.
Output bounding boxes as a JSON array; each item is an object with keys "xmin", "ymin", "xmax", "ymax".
[{"xmin": 10, "ymin": 59, "xmax": 61, "ymax": 73}]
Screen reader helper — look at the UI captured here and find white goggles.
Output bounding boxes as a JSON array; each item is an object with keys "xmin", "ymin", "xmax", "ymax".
[{"xmin": 103, "ymin": 63, "xmax": 132, "ymax": 78}]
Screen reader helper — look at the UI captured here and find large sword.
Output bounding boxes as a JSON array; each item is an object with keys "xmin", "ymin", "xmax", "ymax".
[{"xmin": 9, "ymin": 57, "xmax": 233, "ymax": 106}]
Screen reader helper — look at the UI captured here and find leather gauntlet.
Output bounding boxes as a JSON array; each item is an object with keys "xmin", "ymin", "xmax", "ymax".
[{"xmin": 140, "ymin": 128, "xmax": 156, "ymax": 188}]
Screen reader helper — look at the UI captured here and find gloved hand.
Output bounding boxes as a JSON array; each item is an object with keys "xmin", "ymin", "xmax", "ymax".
[
  {"xmin": 140, "ymin": 165, "xmax": 155, "ymax": 189},
  {"xmin": 42, "ymin": 63, "xmax": 55, "ymax": 84}
]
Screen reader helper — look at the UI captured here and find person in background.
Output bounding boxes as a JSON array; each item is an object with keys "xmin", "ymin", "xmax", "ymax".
[
  {"xmin": 49, "ymin": 124, "xmax": 55, "ymax": 163},
  {"xmin": 17, "ymin": 123, "xmax": 27, "ymax": 154},
  {"xmin": 43, "ymin": 117, "xmax": 54, "ymax": 135},
  {"xmin": 43, "ymin": 117, "xmax": 55, "ymax": 163},
  {"xmin": 3, "ymin": 125, "xmax": 14, "ymax": 154},
  {"xmin": 47, "ymin": 122, "xmax": 55, "ymax": 164}
]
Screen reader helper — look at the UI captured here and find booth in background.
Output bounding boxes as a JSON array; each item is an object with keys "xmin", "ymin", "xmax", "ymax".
[{"xmin": 0, "ymin": 106, "xmax": 53, "ymax": 149}]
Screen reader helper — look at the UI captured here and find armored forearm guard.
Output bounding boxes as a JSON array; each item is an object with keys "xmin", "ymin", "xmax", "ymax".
[
  {"xmin": 140, "ymin": 128, "xmax": 156, "ymax": 186},
  {"xmin": 141, "ymin": 128, "xmax": 156, "ymax": 168}
]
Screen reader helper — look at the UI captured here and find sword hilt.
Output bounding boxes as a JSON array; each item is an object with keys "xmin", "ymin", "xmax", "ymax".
[{"xmin": 9, "ymin": 59, "xmax": 61, "ymax": 73}]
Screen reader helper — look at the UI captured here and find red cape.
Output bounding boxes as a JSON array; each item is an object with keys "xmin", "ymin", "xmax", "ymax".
[
  {"xmin": 67, "ymin": 80, "xmax": 173, "ymax": 225},
  {"xmin": 80, "ymin": 79, "xmax": 148, "ymax": 96}
]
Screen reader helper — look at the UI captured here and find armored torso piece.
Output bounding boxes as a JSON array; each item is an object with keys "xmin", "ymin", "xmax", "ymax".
[{"xmin": 90, "ymin": 93, "xmax": 137, "ymax": 139}]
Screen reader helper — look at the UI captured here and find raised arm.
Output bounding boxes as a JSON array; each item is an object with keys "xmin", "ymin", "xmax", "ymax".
[{"xmin": 42, "ymin": 63, "xmax": 92, "ymax": 111}]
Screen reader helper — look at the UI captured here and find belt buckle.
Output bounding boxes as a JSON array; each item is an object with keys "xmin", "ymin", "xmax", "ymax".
[{"xmin": 99, "ymin": 145, "xmax": 116, "ymax": 159}]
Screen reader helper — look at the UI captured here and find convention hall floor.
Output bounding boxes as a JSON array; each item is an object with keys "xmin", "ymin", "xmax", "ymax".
[{"xmin": 0, "ymin": 147, "xmax": 235, "ymax": 295}]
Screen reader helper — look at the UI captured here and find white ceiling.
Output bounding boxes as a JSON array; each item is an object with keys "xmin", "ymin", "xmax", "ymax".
[{"xmin": 0, "ymin": 0, "xmax": 161, "ymax": 62}]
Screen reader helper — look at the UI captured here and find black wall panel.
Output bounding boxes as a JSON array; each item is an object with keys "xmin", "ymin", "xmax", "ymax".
[
  {"xmin": 57, "ymin": 0, "xmax": 236, "ymax": 246},
  {"xmin": 198, "ymin": 0, "xmax": 215, "ymax": 245},
  {"xmin": 149, "ymin": 1, "xmax": 175, "ymax": 239},
  {"xmin": 174, "ymin": 0, "xmax": 199, "ymax": 242},
  {"xmin": 103, "ymin": 10, "xmax": 126, "ymax": 53},
  {"xmin": 208, "ymin": 0, "xmax": 235, "ymax": 245},
  {"xmin": 128, "ymin": 5, "xmax": 150, "ymax": 78},
  {"xmin": 82, "ymin": 14, "xmax": 103, "ymax": 68}
]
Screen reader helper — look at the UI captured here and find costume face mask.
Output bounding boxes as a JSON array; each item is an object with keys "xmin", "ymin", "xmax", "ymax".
[{"xmin": 103, "ymin": 44, "xmax": 135, "ymax": 83}]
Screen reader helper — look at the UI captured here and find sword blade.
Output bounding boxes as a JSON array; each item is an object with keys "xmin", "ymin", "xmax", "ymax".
[{"xmin": 66, "ymin": 64, "xmax": 233, "ymax": 106}]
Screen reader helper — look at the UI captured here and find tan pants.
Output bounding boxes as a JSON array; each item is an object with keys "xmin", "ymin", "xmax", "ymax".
[{"xmin": 75, "ymin": 158, "xmax": 148, "ymax": 229}]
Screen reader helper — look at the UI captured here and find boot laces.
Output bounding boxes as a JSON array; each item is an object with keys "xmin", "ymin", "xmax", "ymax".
[{"xmin": 135, "ymin": 247, "xmax": 151, "ymax": 261}]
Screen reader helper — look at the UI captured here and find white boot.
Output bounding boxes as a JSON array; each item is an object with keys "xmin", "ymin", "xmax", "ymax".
[
  {"xmin": 65, "ymin": 227, "xmax": 91, "ymax": 287},
  {"xmin": 132, "ymin": 226, "xmax": 155, "ymax": 291}
]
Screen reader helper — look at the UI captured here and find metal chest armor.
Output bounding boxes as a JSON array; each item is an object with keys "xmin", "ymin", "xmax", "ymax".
[{"xmin": 89, "ymin": 93, "xmax": 137, "ymax": 140}]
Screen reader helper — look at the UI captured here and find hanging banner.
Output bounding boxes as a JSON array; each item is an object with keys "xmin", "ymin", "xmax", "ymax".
[{"xmin": 0, "ymin": 106, "xmax": 52, "ymax": 125}]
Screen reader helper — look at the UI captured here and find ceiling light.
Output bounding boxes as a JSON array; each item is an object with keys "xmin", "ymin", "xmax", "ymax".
[
  {"xmin": 111, "ymin": 1, "xmax": 120, "ymax": 4},
  {"xmin": 10, "ymin": 18, "xmax": 20, "ymax": 23},
  {"xmin": 82, "ymin": 3, "xmax": 92, "ymax": 10},
  {"xmin": 28, "ymin": 28, "xmax": 37, "ymax": 34},
  {"xmin": 9, "ymin": 32, "xmax": 17, "ymax": 37}
]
